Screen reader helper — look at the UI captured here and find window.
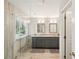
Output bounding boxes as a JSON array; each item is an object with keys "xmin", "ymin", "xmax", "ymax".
[
  {"xmin": 16, "ymin": 18, "xmax": 26, "ymax": 36},
  {"xmin": 49, "ymin": 23, "xmax": 57, "ymax": 33},
  {"xmin": 37, "ymin": 23, "xmax": 45, "ymax": 33}
]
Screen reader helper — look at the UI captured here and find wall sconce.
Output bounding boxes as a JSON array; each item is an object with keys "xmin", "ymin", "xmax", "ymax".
[
  {"xmin": 49, "ymin": 19, "xmax": 57, "ymax": 23},
  {"xmin": 38, "ymin": 19, "xmax": 45, "ymax": 23}
]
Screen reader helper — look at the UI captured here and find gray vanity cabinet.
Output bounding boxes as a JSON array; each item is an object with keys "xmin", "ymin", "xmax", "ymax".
[{"xmin": 32, "ymin": 37, "xmax": 59, "ymax": 49}]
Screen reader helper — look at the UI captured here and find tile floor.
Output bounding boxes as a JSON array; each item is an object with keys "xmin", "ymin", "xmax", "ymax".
[{"xmin": 17, "ymin": 49, "xmax": 59, "ymax": 59}]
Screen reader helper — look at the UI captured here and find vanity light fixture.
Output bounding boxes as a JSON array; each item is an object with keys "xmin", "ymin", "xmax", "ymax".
[
  {"xmin": 38, "ymin": 18, "xmax": 45, "ymax": 23},
  {"xmin": 50, "ymin": 19, "xmax": 57, "ymax": 23}
]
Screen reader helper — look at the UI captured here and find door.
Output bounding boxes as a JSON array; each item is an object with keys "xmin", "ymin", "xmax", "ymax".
[
  {"xmin": 59, "ymin": 6, "xmax": 72, "ymax": 59},
  {"xmin": 65, "ymin": 6, "xmax": 72, "ymax": 59}
]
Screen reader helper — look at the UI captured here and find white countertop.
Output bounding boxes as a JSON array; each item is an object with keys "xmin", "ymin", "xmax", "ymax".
[{"xmin": 31, "ymin": 33, "xmax": 59, "ymax": 37}]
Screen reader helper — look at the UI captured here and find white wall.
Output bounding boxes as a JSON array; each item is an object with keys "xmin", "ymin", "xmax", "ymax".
[{"xmin": 28, "ymin": 17, "xmax": 59, "ymax": 37}]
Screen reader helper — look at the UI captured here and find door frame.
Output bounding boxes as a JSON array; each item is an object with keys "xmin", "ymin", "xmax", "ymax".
[{"xmin": 60, "ymin": 0, "xmax": 72, "ymax": 59}]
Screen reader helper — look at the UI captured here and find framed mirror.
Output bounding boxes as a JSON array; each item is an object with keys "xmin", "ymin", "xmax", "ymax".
[
  {"xmin": 37, "ymin": 23, "xmax": 45, "ymax": 33},
  {"xmin": 49, "ymin": 23, "xmax": 57, "ymax": 33}
]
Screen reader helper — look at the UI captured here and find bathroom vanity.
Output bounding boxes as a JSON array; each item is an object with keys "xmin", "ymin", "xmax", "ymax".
[{"xmin": 32, "ymin": 36, "xmax": 59, "ymax": 49}]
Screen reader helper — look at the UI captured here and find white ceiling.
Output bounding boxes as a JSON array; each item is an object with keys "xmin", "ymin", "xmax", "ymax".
[{"xmin": 9, "ymin": 0, "xmax": 61, "ymax": 17}]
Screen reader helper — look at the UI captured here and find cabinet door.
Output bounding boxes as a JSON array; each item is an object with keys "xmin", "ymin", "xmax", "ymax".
[
  {"xmin": 36, "ymin": 39, "xmax": 42, "ymax": 48},
  {"xmin": 41, "ymin": 39, "xmax": 45, "ymax": 48},
  {"xmin": 45, "ymin": 38, "xmax": 59, "ymax": 48},
  {"xmin": 32, "ymin": 37, "xmax": 36, "ymax": 48}
]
